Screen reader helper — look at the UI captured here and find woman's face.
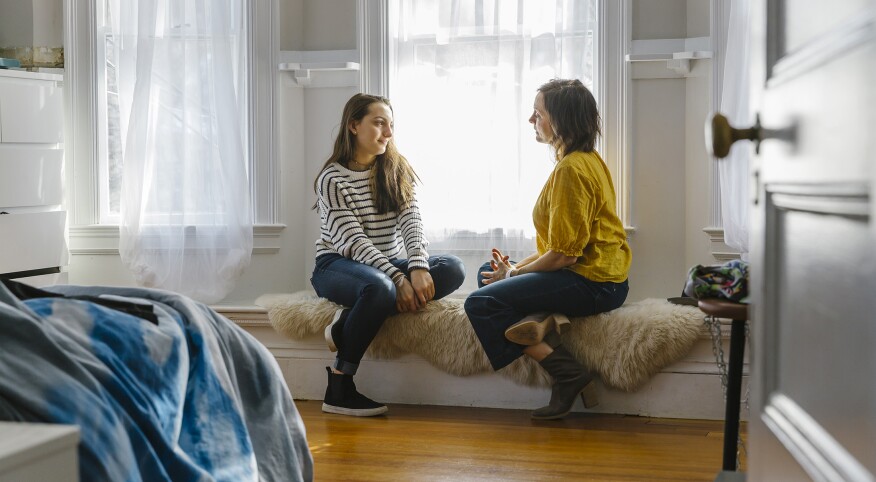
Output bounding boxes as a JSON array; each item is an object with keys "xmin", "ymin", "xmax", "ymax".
[
  {"xmin": 351, "ymin": 102, "xmax": 394, "ymax": 159},
  {"xmin": 528, "ymin": 92, "xmax": 554, "ymax": 145}
]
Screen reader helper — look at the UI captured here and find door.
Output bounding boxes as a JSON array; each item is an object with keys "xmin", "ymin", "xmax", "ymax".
[{"xmin": 748, "ymin": 1, "xmax": 875, "ymax": 481}]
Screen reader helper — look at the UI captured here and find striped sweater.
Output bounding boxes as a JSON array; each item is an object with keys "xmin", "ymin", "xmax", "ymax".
[{"xmin": 315, "ymin": 162, "xmax": 429, "ymax": 281}]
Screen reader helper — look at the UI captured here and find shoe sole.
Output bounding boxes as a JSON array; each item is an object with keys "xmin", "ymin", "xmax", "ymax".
[
  {"xmin": 322, "ymin": 403, "xmax": 388, "ymax": 417},
  {"xmin": 505, "ymin": 313, "xmax": 571, "ymax": 346},
  {"xmin": 325, "ymin": 309, "xmax": 345, "ymax": 352},
  {"xmin": 531, "ymin": 380, "xmax": 599, "ymax": 420}
]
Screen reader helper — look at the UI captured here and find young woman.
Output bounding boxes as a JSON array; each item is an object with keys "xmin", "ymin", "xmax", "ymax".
[
  {"xmin": 312, "ymin": 93, "xmax": 465, "ymax": 417},
  {"xmin": 464, "ymin": 79, "xmax": 631, "ymax": 420}
]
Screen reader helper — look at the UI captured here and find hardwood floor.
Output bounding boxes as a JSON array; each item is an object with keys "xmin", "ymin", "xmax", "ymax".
[{"xmin": 296, "ymin": 400, "xmax": 747, "ymax": 481}]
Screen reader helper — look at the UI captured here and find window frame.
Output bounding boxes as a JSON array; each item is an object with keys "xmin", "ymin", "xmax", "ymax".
[
  {"xmin": 64, "ymin": 0, "xmax": 280, "ymax": 236},
  {"xmin": 358, "ymin": 0, "xmax": 632, "ymax": 226}
]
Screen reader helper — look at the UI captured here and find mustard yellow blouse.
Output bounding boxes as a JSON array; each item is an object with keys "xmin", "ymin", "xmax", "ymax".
[{"xmin": 533, "ymin": 150, "xmax": 631, "ymax": 283}]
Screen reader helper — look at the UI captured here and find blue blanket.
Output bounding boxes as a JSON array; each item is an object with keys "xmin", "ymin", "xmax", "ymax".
[{"xmin": 0, "ymin": 284, "xmax": 313, "ymax": 482}]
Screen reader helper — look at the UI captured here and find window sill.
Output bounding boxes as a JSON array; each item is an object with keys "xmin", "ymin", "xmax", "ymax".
[
  {"xmin": 702, "ymin": 227, "xmax": 742, "ymax": 261},
  {"xmin": 68, "ymin": 224, "xmax": 286, "ymax": 256}
]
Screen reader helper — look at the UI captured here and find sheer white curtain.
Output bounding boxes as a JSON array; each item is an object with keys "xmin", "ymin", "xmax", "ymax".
[
  {"xmin": 719, "ymin": 0, "xmax": 751, "ymax": 256},
  {"xmin": 111, "ymin": 0, "xmax": 252, "ymax": 303},
  {"xmin": 388, "ymin": 0, "xmax": 598, "ymax": 290}
]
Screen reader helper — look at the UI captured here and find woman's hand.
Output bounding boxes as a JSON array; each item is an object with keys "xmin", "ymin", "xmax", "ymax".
[
  {"xmin": 482, "ymin": 248, "xmax": 514, "ymax": 285},
  {"xmin": 395, "ymin": 278, "xmax": 421, "ymax": 312},
  {"xmin": 410, "ymin": 268, "xmax": 435, "ymax": 308}
]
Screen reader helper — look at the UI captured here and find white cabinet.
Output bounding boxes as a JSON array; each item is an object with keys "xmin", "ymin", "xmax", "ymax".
[
  {"xmin": 0, "ymin": 422, "xmax": 79, "ymax": 482},
  {"xmin": 0, "ymin": 69, "xmax": 67, "ymax": 286},
  {"xmin": 0, "ymin": 73, "xmax": 64, "ymax": 143}
]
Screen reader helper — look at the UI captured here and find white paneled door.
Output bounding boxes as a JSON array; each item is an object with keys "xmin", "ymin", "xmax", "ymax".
[{"xmin": 748, "ymin": 1, "xmax": 875, "ymax": 481}]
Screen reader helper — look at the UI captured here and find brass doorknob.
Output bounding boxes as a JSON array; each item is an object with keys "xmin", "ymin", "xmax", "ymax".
[{"xmin": 706, "ymin": 113, "xmax": 762, "ymax": 159}]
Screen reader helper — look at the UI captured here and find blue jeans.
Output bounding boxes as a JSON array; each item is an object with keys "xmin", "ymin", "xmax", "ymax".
[
  {"xmin": 464, "ymin": 261, "xmax": 629, "ymax": 371},
  {"xmin": 311, "ymin": 253, "xmax": 466, "ymax": 375}
]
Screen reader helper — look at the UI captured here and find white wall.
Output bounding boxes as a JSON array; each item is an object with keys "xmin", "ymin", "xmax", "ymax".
[
  {"xmin": 66, "ymin": 0, "xmax": 722, "ymax": 306},
  {"xmin": 625, "ymin": 0, "xmax": 717, "ymax": 301},
  {"xmin": 32, "ymin": 0, "xmax": 62, "ymax": 47},
  {"xmin": 279, "ymin": 0, "xmax": 359, "ymax": 293},
  {"xmin": 0, "ymin": 2, "xmax": 32, "ymax": 46},
  {"xmin": 0, "ymin": 0, "xmax": 61, "ymax": 47}
]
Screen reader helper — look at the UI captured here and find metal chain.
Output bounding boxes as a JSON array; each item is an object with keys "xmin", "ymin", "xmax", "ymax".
[
  {"xmin": 743, "ymin": 323, "xmax": 751, "ymax": 410},
  {"xmin": 738, "ymin": 322, "xmax": 751, "ymax": 467},
  {"xmin": 705, "ymin": 314, "xmax": 728, "ymax": 396},
  {"xmin": 703, "ymin": 314, "xmax": 749, "ymax": 470}
]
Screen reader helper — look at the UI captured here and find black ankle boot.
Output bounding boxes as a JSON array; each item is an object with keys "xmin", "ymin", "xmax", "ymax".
[
  {"xmin": 322, "ymin": 367, "xmax": 388, "ymax": 417},
  {"xmin": 532, "ymin": 346, "xmax": 598, "ymax": 420}
]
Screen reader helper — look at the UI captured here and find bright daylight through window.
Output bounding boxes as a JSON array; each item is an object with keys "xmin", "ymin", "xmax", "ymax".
[
  {"xmin": 95, "ymin": 1, "xmax": 249, "ymax": 225},
  {"xmin": 387, "ymin": 0, "xmax": 600, "ymax": 290}
]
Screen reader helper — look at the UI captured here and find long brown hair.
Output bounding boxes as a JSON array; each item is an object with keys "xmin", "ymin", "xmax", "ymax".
[
  {"xmin": 538, "ymin": 79, "xmax": 601, "ymax": 156},
  {"xmin": 313, "ymin": 93, "xmax": 419, "ymax": 213}
]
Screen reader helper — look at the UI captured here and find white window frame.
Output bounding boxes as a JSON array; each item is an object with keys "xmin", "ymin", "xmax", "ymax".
[
  {"xmin": 64, "ymin": 0, "xmax": 282, "ymax": 249},
  {"xmin": 706, "ymin": 0, "xmax": 739, "ymax": 258},
  {"xmin": 358, "ymin": 0, "xmax": 632, "ymax": 226}
]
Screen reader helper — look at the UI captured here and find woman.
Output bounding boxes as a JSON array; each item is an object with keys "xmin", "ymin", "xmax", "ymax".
[
  {"xmin": 312, "ymin": 93, "xmax": 465, "ymax": 417},
  {"xmin": 464, "ymin": 79, "xmax": 631, "ymax": 420}
]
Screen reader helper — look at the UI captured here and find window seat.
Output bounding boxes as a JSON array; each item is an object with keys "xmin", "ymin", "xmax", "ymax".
[{"xmin": 243, "ymin": 292, "xmax": 746, "ymax": 419}]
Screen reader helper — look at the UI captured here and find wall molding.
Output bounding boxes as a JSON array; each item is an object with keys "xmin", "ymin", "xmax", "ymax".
[
  {"xmin": 703, "ymin": 226, "xmax": 742, "ymax": 261},
  {"xmin": 603, "ymin": 0, "xmax": 631, "ymax": 226},
  {"xmin": 710, "ymin": 0, "xmax": 729, "ymax": 227},
  {"xmin": 249, "ymin": 0, "xmax": 280, "ymax": 224},
  {"xmin": 357, "ymin": 0, "xmax": 388, "ymax": 95},
  {"xmin": 213, "ymin": 306, "xmax": 271, "ymax": 327}
]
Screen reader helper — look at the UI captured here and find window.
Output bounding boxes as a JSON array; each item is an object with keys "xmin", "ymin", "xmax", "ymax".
[
  {"xmin": 361, "ymin": 0, "xmax": 626, "ymax": 290},
  {"xmin": 65, "ymin": 0, "xmax": 278, "ymax": 229},
  {"xmin": 94, "ymin": 1, "xmax": 248, "ymax": 225}
]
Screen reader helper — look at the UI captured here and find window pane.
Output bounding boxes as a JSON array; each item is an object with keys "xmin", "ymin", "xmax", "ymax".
[
  {"xmin": 95, "ymin": 0, "xmax": 248, "ymax": 224},
  {"xmin": 389, "ymin": 0, "xmax": 599, "ymax": 290}
]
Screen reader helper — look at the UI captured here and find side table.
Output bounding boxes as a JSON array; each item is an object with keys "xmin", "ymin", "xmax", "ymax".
[{"xmin": 698, "ymin": 298, "xmax": 749, "ymax": 482}]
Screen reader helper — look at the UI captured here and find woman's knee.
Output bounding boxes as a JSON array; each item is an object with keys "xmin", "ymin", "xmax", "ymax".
[
  {"xmin": 447, "ymin": 254, "xmax": 466, "ymax": 276},
  {"xmin": 463, "ymin": 295, "xmax": 481, "ymax": 322},
  {"xmin": 359, "ymin": 276, "xmax": 397, "ymax": 311},
  {"xmin": 437, "ymin": 254, "xmax": 466, "ymax": 285},
  {"xmin": 464, "ymin": 293, "xmax": 507, "ymax": 320}
]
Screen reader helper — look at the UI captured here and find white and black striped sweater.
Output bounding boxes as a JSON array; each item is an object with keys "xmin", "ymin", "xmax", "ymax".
[{"xmin": 315, "ymin": 162, "xmax": 429, "ymax": 281}]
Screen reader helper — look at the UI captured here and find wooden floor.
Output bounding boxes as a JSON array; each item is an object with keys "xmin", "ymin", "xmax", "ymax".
[{"xmin": 296, "ymin": 400, "xmax": 747, "ymax": 481}]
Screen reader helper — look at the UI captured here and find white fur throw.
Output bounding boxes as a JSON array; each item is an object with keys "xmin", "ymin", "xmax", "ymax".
[{"xmin": 256, "ymin": 291, "xmax": 705, "ymax": 392}]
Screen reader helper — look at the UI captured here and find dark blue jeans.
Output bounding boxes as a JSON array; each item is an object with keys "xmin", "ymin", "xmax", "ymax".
[
  {"xmin": 464, "ymin": 261, "xmax": 629, "ymax": 371},
  {"xmin": 311, "ymin": 253, "xmax": 466, "ymax": 375}
]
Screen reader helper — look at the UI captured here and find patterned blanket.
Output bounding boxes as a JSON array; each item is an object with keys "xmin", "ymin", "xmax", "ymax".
[{"xmin": 0, "ymin": 283, "xmax": 312, "ymax": 482}]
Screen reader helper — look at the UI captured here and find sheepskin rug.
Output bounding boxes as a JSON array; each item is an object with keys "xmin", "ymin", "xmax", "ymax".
[{"xmin": 256, "ymin": 291, "xmax": 705, "ymax": 392}]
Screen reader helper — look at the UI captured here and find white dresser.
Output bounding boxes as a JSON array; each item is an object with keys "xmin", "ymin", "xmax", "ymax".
[
  {"xmin": 0, "ymin": 71, "xmax": 77, "ymax": 481},
  {"xmin": 0, "ymin": 69, "xmax": 67, "ymax": 286},
  {"xmin": 0, "ymin": 422, "xmax": 79, "ymax": 482}
]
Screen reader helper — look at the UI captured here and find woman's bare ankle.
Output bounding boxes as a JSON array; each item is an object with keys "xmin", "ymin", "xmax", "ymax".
[{"xmin": 523, "ymin": 342, "xmax": 553, "ymax": 362}]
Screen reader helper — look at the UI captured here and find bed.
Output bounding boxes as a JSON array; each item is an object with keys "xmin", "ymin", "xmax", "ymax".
[{"xmin": 0, "ymin": 280, "xmax": 313, "ymax": 482}]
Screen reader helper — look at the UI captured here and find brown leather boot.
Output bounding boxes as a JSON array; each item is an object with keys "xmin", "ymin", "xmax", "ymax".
[
  {"xmin": 532, "ymin": 345, "xmax": 598, "ymax": 420},
  {"xmin": 504, "ymin": 313, "xmax": 571, "ymax": 345}
]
